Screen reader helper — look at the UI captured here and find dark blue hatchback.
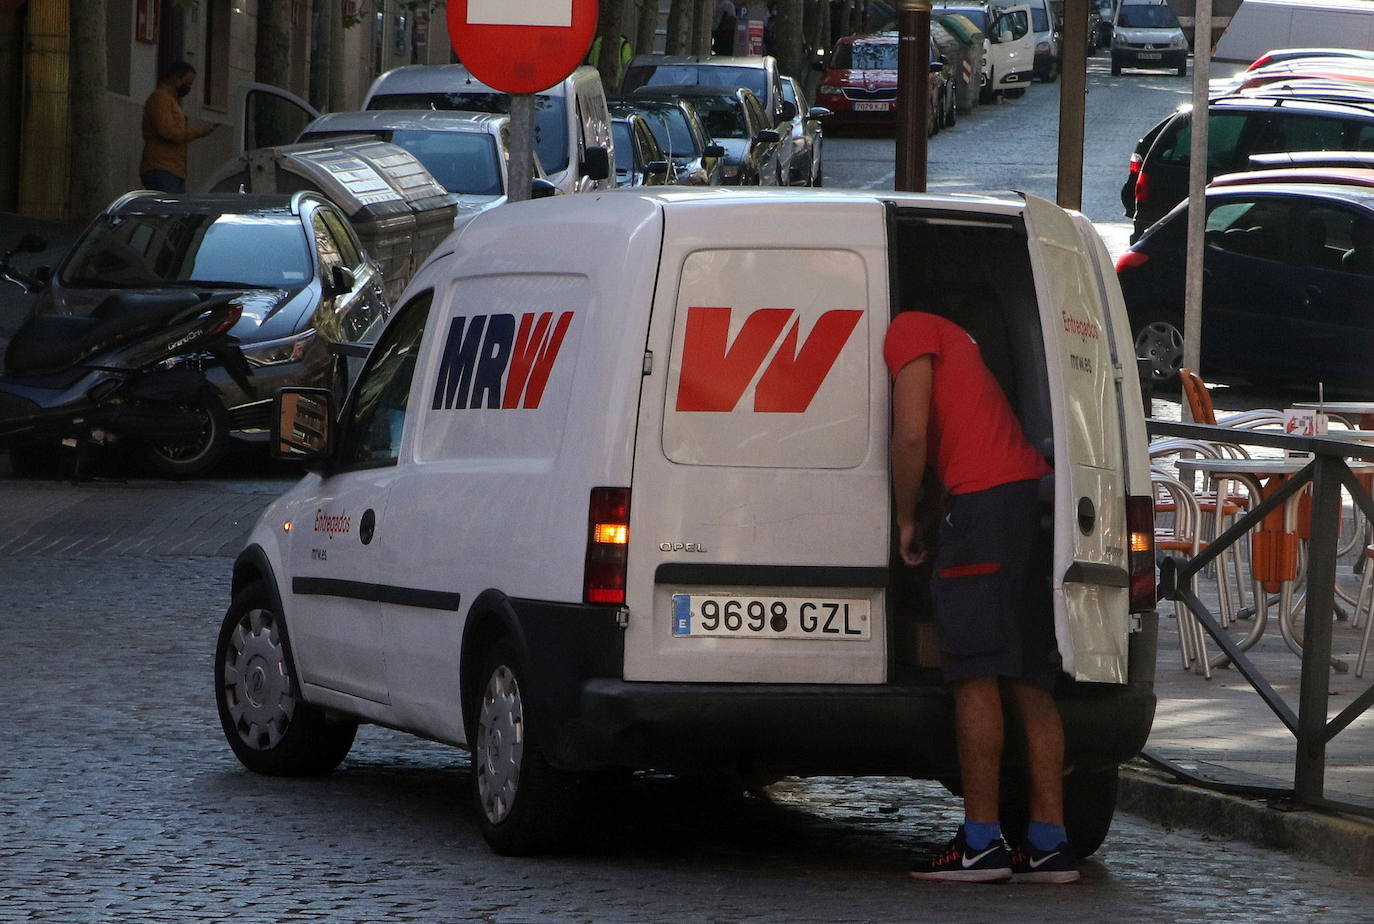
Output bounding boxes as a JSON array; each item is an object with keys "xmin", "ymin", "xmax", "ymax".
[{"xmin": 1117, "ymin": 177, "xmax": 1374, "ymax": 396}]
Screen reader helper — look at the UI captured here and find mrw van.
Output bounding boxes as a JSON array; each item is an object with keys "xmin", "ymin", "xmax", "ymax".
[
  {"xmin": 360, "ymin": 65, "xmax": 614, "ymax": 195},
  {"xmin": 216, "ymin": 188, "xmax": 1159, "ymax": 859}
]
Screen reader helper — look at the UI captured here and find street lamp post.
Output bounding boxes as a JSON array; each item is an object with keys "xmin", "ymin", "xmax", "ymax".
[{"xmin": 895, "ymin": 0, "xmax": 932, "ymax": 192}]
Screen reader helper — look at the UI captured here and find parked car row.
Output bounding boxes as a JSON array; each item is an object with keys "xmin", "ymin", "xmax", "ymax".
[{"xmin": 1117, "ymin": 46, "xmax": 1374, "ymax": 397}]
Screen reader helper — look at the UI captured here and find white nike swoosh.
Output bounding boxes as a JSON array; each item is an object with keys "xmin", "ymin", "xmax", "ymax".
[
  {"xmin": 1027, "ymin": 851, "xmax": 1062, "ymax": 869},
  {"xmin": 962, "ymin": 846, "xmax": 1001, "ymax": 868}
]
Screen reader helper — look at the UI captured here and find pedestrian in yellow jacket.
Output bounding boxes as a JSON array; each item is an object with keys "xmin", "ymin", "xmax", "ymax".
[{"xmin": 139, "ymin": 61, "xmax": 218, "ymax": 193}]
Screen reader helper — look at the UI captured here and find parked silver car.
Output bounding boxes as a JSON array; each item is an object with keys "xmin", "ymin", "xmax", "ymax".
[{"xmin": 780, "ymin": 76, "xmax": 827, "ymax": 187}]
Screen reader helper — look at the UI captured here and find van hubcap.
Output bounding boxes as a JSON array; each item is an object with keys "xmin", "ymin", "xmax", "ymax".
[
  {"xmin": 221, "ymin": 607, "xmax": 296, "ymax": 750},
  {"xmin": 476, "ymin": 664, "xmax": 524, "ymax": 825}
]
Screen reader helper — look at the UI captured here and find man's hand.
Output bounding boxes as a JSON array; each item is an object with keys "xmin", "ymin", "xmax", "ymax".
[{"xmin": 898, "ymin": 521, "xmax": 928, "ymax": 567}]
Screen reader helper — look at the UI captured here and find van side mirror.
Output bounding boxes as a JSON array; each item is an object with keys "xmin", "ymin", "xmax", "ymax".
[
  {"xmin": 583, "ymin": 145, "xmax": 611, "ymax": 181},
  {"xmin": 704, "ymin": 143, "xmax": 726, "ymax": 158},
  {"xmin": 530, "ymin": 178, "xmax": 559, "ymax": 199},
  {"xmin": 272, "ymin": 387, "xmax": 334, "ymax": 469},
  {"xmin": 323, "ymin": 264, "xmax": 355, "ymax": 298}
]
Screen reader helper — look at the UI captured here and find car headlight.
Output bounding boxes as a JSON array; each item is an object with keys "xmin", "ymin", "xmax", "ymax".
[
  {"xmin": 242, "ymin": 329, "xmax": 316, "ymax": 367},
  {"xmin": 817, "ymin": 84, "xmax": 840, "ymax": 96}
]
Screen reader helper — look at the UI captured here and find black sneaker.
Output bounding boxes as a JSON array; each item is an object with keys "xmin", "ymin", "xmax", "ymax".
[
  {"xmin": 1011, "ymin": 841, "xmax": 1081, "ymax": 884},
  {"xmin": 909, "ymin": 827, "xmax": 1012, "ymax": 883}
]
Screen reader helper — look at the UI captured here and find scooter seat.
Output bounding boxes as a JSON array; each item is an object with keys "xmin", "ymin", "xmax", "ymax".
[{"xmin": 4, "ymin": 291, "xmax": 205, "ymax": 376}]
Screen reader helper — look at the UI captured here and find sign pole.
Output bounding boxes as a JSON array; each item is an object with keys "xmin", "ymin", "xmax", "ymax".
[
  {"xmin": 508, "ymin": 94, "xmax": 536, "ymax": 203},
  {"xmin": 1056, "ymin": 0, "xmax": 1088, "ymax": 210},
  {"xmin": 1180, "ymin": 0, "xmax": 1211, "ymax": 407}
]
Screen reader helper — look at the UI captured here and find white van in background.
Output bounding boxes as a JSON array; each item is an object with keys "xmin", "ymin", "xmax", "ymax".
[
  {"xmin": 215, "ymin": 188, "xmax": 1159, "ymax": 860},
  {"xmin": 360, "ymin": 65, "xmax": 615, "ymax": 195},
  {"xmin": 1215, "ymin": 0, "xmax": 1374, "ymax": 64}
]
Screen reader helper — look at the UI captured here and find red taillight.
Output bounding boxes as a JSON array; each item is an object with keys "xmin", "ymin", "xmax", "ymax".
[
  {"xmin": 208, "ymin": 305, "xmax": 243, "ymax": 338},
  {"xmin": 1134, "ymin": 168, "xmax": 1150, "ymax": 204},
  {"xmin": 1128, "ymin": 153, "xmax": 1142, "ymax": 176},
  {"xmin": 1115, "ymin": 250, "xmax": 1150, "ymax": 273},
  {"xmin": 1127, "ymin": 495, "xmax": 1156, "ymax": 612},
  {"xmin": 1247, "ymin": 53, "xmax": 1272, "ymax": 71},
  {"xmin": 584, "ymin": 487, "xmax": 630, "ymax": 605}
]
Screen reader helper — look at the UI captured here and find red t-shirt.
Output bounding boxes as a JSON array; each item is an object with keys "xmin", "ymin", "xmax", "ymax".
[{"xmin": 884, "ymin": 311, "xmax": 1051, "ymax": 495}]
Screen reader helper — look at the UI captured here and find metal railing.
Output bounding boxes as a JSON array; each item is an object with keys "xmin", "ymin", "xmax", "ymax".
[{"xmin": 1147, "ymin": 419, "xmax": 1374, "ymax": 819}]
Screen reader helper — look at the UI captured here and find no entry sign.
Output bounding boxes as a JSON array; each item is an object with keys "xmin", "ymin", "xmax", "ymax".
[{"xmin": 447, "ymin": 0, "xmax": 599, "ymax": 94}]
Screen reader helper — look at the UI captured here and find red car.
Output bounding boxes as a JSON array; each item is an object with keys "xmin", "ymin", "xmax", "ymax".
[{"xmin": 815, "ymin": 33, "xmax": 954, "ymax": 135}]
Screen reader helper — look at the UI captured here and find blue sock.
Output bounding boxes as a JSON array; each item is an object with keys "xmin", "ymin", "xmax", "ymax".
[
  {"xmin": 1027, "ymin": 821, "xmax": 1068, "ymax": 851},
  {"xmin": 962, "ymin": 820, "xmax": 1003, "ymax": 851}
]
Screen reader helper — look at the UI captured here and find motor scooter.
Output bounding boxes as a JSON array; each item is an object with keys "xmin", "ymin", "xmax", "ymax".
[{"xmin": 1, "ymin": 234, "xmax": 253, "ymax": 477}]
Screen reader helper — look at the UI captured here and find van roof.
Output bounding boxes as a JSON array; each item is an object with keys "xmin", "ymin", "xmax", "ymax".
[{"xmin": 304, "ymin": 110, "xmax": 505, "ymax": 135}]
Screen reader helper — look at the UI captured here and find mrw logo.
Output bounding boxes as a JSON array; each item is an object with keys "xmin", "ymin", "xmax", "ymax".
[
  {"xmin": 675, "ymin": 306, "xmax": 863, "ymax": 413},
  {"xmin": 432, "ymin": 311, "xmax": 573, "ymax": 410}
]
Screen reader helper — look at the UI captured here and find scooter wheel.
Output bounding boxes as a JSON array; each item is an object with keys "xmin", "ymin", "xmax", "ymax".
[{"xmin": 138, "ymin": 391, "xmax": 230, "ymax": 478}]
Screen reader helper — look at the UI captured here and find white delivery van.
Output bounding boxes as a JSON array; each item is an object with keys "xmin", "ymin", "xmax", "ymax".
[
  {"xmin": 215, "ymin": 188, "xmax": 1159, "ymax": 858},
  {"xmin": 1215, "ymin": 0, "xmax": 1374, "ymax": 64}
]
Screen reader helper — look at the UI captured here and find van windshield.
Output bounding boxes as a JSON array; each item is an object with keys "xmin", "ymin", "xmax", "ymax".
[
  {"xmin": 366, "ymin": 92, "xmax": 570, "ymax": 173},
  {"xmin": 1117, "ymin": 4, "xmax": 1179, "ymax": 28}
]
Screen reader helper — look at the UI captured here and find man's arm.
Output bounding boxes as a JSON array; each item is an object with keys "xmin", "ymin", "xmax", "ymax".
[{"xmin": 891, "ymin": 354, "xmax": 933, "ymax": 566}]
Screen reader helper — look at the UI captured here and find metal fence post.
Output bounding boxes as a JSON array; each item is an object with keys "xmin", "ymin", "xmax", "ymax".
[{"xmin": 1295, "ymin": 455, "xmax": 1342, "ymax": 804}]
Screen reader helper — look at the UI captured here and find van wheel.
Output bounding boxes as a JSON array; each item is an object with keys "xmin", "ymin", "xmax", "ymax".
[
  {"xmin": 1134, "ymin": 319, "xmax": 1186, "ymax": 386},
  {"xmin": 1176, "ymin": 61, "xmax": 1188, "ymax": 77},
  {"xmin": 472, "ymin": 640, "xmax": 582, "ymax": 855},
  {"xmin": 1063, "ymin": 766, "xmax": 1118, "ymax": 857},
  {"xmin": 214, "ymin": 581, "xmax": 358, "ymax": 776}
]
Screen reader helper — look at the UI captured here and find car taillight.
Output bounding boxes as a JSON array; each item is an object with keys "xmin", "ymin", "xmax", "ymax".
[
  {"xmin": 584, "ymin": 487, "xmax": 630, "ymax": 605},
  {"xmin": 1115, "ymin": 250, "xmax": 1150, "ymax": 273},
  {"xmin": 1127, "ymin": 495, "xmax": 1156, "ymax": 612},
  {"xmin": 1248, "ymin": 53, "xmax": 1272, "ymax": 71},
  {"xmin": 209, "ymin": 305, "xmax": 243, "ymax": 337},
  {"xmin": 1128, "ymin": 153, "xmax": 1142, "ymax": 176},
  {"xmin": 1134, "ymin": 167, "xmax": 1150, "ymax": 204}
]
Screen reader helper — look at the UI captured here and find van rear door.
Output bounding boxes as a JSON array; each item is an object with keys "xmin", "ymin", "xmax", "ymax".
[
  {"xmin": 623, "ymin": 198, "xmax": 891, "ymax": 684},
  {"xmin": 1021, "ymin": 194, "xmax": 1131, "ymax": 683}
]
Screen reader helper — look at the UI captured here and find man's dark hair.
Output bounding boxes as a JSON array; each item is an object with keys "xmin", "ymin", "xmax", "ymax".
[{"xmin": 159, "ymin": 61, "xmax": 196, "ymax": 84}]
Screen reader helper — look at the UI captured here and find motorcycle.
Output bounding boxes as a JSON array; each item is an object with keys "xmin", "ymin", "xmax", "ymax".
[{"xmin": 1, "ymin": 234, "xmax": 254, "ymax": 478}]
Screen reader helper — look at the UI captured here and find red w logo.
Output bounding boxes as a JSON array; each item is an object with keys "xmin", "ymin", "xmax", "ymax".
[{"xmin": 675, "ymin": 306, "xmax": 863, "ymax": 413}]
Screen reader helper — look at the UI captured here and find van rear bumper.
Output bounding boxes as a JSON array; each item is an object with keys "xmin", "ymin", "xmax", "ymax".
[{"xmin": 555, "ymin": 678, "xmax": 1156, "ymax": 778}]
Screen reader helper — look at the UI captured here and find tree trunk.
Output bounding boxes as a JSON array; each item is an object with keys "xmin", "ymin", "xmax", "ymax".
[
  {"xmin": 695, "ymin": 0, "xmax": 713, "ymax": 56},
  {"xmin": 256, "ymin": 0, "xmax": 293, "ymax": 88},
  {"xmin": 666, "ymin": 0, "xmax": 692, "ymax": 54},
  {"xmin": 67, "ymin": 0, "xmax": 110, "ymax": 223},
  {"xmin": 594, "ymin": 0, "xmax": 633, "ymax": 90},
  {"xmin": 635, "ymin": 0, "xmax": 658, "ymax": 57},
  {"xmin": 775, "ymin": 0, "xmax": 804, "ymax": 77}
]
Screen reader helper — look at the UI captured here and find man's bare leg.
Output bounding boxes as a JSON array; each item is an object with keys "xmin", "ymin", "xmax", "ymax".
[
  {"xmin": 954, "ymin": 676, "xmax": 1005, "ymax": 822},
  {"xmin": 1008, "ymin": 684, "xmax": 1065, "ymax": 826}
]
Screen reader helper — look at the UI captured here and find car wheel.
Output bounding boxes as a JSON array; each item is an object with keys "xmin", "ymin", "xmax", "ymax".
[
  {"xmin": 1111, "ymin": 54, "xmax": 1123, "ymax": 76},
  {"xmin": 946, "ymin": 90, "xmax": 958, "ymax": 128},
  {"xmin": 1134, "ymin": 318, "xmax": 1186, "ymax": 386},
  {"xmin": 215, "ymin": 581, "xmax": 358, "ymax": 776},
  {"xmin": 1063, "ymin": 766, "xmax": 1119, "ymax": 858},
  {"xmin": 138, "ymin": 390, "xmax": 230, "ymax": 478},
  {"xmin": 813, "ymin": 164, "xmax": 823, "ymax": 187},
  {"xmin": 1176, "ymin": 60, "xmax": 1188, "ymax": 77},
  {"xmin": 472, "ymin": 639, "xmax": 583, "ymax": 855}
]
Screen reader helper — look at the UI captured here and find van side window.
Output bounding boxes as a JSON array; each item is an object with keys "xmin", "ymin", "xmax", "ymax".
[{"xmin": 337, "ymin": 291, "xmax": 433, "ymax": 468}]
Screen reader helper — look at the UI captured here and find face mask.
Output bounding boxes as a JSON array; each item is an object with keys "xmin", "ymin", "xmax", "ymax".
[{"xmin": 176, "ymin": 84, "xmax": 191, "ymax": 98}]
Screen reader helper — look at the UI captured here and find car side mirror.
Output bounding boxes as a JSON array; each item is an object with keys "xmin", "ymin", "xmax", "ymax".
[
  {"xmin": 704, "ymin": 143, "xmax": 727, "ymax": 158},
  {"xmin": 583, "ymin": 146, "xmax": 611, "ymax": 181},
  {"xmin": 780, "ymin": 100, "xmax": 798, "ymax": 121},
  {"xmin": 808, "ymin": 106, "xmax": 831, "ymax": 119},
  {"xmin": 272, "ymin": 386, "xmax": 334, "ymax": 470},
  {"xmin": 646, "ymin": 160, "xmax": 671, "ymax": 177},
  {"xmin": 755, "ymin": 128, "xmax": 781, "ymax": 144},
  {"xmin": 323, "ymin": 264, "xmax": 355, "ymax": 299},
  {"xmin": 530, "ymin": 178, "xmax": 559, "ymax": 199}
]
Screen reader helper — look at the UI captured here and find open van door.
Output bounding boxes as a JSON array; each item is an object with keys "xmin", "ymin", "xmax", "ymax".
[
  {"xmin": 989, "ymin": 5, "xmax": 1035, "ymax": 89},
  {"xmin": 236, "ymin": 82, "xmax": 321, "ymax": 153},
  {"xmin": 1021, "ymin": 193, "xmax": 1131, "ymax": 683}
]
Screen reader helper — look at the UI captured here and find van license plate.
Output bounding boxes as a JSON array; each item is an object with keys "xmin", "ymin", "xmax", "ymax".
[
  {"xmin": 671, "ymin": 594, "xmax": 870, "ymax": 639},
  {"xmin": 1138, "ymin": 52, "xmax": 1161, "ymax": 60},
  {"xmin": 854, "ymin": 101, "xmax": 891, "ymax": 112}
]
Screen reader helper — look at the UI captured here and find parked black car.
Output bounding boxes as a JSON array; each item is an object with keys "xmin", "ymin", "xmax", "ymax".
[
  {"xmin": 609, "ymin": 97, "xmax": 726, "ymax": 186},
  {"xmin": 1118, "ymin": 175, "xmax": 1374, "ymax": 394},
  {"xmin": 631, "ymin": 85, "xmax": 782, "ymax": 186},
  {"xmin": 608, "ymin": 110, "xmax": 673, "ymax": 187},
  {"xmin": 1121, "ymin": 96, "xmax": 1374, "ymax": 241},
  {"xmin": 25, "ymin": 191, "xmax": 389, "ymax": 465}
]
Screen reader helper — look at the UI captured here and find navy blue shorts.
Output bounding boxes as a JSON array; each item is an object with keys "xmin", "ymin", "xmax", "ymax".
[{"xmin": 930, "ymin": 478, "xmax": 1059, "ymax": 689}]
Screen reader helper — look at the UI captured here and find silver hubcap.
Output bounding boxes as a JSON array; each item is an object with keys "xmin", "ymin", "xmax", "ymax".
[
  {"xmin": 1135, "ymin": 320, "xmax": 1185, "ymax": 381},
  {"xmin": 221, "ymin": 607, "xmax": 296, "ymax": 750},
  {"xmin": 475, "ymin": 664, "xmax": 524, "ymax": 825}
]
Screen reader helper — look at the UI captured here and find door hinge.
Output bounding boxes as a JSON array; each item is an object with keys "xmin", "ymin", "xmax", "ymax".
[{"xmin": 642, "ymin": 351, "xmax": 654, "ymax": 376}]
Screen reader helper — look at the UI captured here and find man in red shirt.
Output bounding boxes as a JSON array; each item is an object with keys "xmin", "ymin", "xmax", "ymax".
[{"xmin": 885, "ymin": 310, "xmax": 1078, "ymax": 884}]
